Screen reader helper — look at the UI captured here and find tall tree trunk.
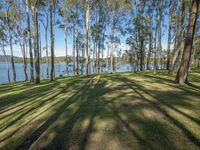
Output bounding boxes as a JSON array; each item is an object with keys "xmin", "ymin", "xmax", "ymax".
[
  {"xmin": 110, "ymin": 10, "xmax": 115, "ymax": 73},
  {"xmin": 97, "ymin": 31, "xmax": 101, "ymax": 74},
  {"xmin": 81, "ymin": 43, "xmax": 84, "ymax": 75},
  {"xmin": 19, "ymin": 42, "xmax": 28, "ymax": 81},
  {"xmin": 85, "ymin": 0, "xmax": 90, "ymax": 76},
  {"xmin": 38, "ymin": 15, "xmax": 43, "ymax": 79},
  {"xmin": 3, "ymin": 0, "xmax": 16, "ymax": 82},
  {"xmin": 147, "ymin": 17, "xmax": 152, "ymax": 70},
  {"xmin": 101, "ymin": 34, "xmax": 104, "ymax": 73},
  {"xmin": 169, "ymin": 42, "xmax": 184, "ymax": 73},
  {"xmin": 140, "ymin": 39, "xmax": 144, "ymax": 71},
  {"xmin": 93, "ymin": 39, "xmax": 95, "ymax": 73},
  {"xmin": 175, "ymin": 0, "xmax": 199, "ymax": 85},
  {"xmin": 135, "ymin": 53, "xmax": 139, "ymax": 72},
  {"xmin": 110, "ymin": 42, "xmax": 114, "ymax": 73},
  {"xmin": 35, "ymin": 7, "xmax": 40, "ymax": 84},
  {"xmin": 106, "ymin": 41, "xmax": 110, "ymax": 72},
  {"xmin": 153, "ymin": 15, "xmax": 158, "ymax": 74},
  {"xmin": 23, "ymin": 44, "xmax": 28, "ymax": 81},
  {"xmin": 76, "ymin": 32, "xmax": 79, "ymax": 76},
  {"xmin": 45, "ymin": 11, "xmax": 49, "ymax": 78},
  {"xmin": 9, "ymin": 31, "xmax": 16, "ymax": 82},
  {"xmin": 167, "ymin": 0, "xmax": 173, "ymax": 70},
  {"xmin": 50, "ymin": 1, "xmax": 55, "ymax": 81},
  {"xmin": 26, "ymin": 0, "xmax": 34, "ymax": 82},
  {"xmin": 32, "ymin": 6, "xmax": 36, "ymax": 59},
  {"xmin": 169, "ymin": 0, "xmax": 185, "ymax": 73},
  {"xmin": 20, "ymin": 0, "xmax": 28, "ymax": 81},
  {"xmin": 157, "ymin": 4, "xmax": 162, "ymax": 70},
  {"xmin": 73, "ymin": 16, "xmax": 76, "ymax": 76},
  {"xmin": 64, "ymin": 30, "xmax": 68, "ymax": 76}
]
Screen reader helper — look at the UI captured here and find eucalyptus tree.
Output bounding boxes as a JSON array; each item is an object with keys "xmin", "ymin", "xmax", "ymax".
[
  {"xmin": 65, "ymin": 0, "xmax": 79, "ymax": 75},
  {"xmin": 169, "ymin": 0, "xmax": 186, "ymax": 73},
  {"xmin": 175, "ymin": 0, "xmax": 199, "ymax": 85},
  {"xmin": 146, "ymin": 1, "xmax": 154, "ymax": 70},
  {"xmin": 126, "ymin": 37, "xmax": 137, "ymax": 72},
  {"xmin": 126, "ymin": 0, "xmax": 138, "ymax": 72},
  {"xmin": 99, "ymin": 2, "xmax": 108, "ymax": 73},
  {"xmin": 77, "ymin": 33, "xmax": 85, "ymax": 75},
  {"xmin": 156, "ymin": 0, "xmax": 165, "ymax": 70},
  {"xmin": 106, "ymin": 41, "xmax": 110, "ymax": 72},
  {"xmin": 91, "ymin": 2, "xmax": 99, "ymax": 73},
  {"xmin": 35, "ymin": 0, "xmax": 40, "ymax": 83},
  {"xmin": 136, "ymin": 16, "xmax": 149, "ymax": 71},
  {"xmin": 40, "ymin": 2, "xmax": 50, "ymax": 78},
  {"xmin": 50, "ymin": 0, "xmax": 55, "ymax": 81},
  {"xmin": 25, "ymin": 0, "xmax": 34, "ymax": 82},
  {"xmin": 29, "ymin": 0, "xmax": 40, "ymax": 83},
  {"xmin": 153, "ymin": 3, "xmax": 158, "ymax": 73},
  {"xmin": 57, "ymin": 0, "xmax": 69, "ymax": 76},
  {"xmin": 30, "ymin": 0, "xmax": 46, "ymax": 83},
  {"xmin": 75, "ymin": 29, "xmax": 79, "ymax": 76},
  {"xmin": 2, "ymin": 0, "xmax": 17, "ymax": 82},
  {"xmin": 85, "ymin": 0, "xmax": 90, "ymax": 75},
  {"xmin": 128, "ymin": 0, "xmax": 150, "ymax": 71},
  {"xmin": 16, "ymin": 0, "xmax": 28, "ymax": 81},
  {"xmin": 166, "ymin": 0, "xmax": 173, "ymax": 70},
  {"xmin": 92, "ymin": 0, "xmax": 107, "ymax": 73},
  {"xmin": 91, "ymin": 23, "xmax": 98, "ymax": 73},
  {"xmin": 107, "ymin": 0, "xmax": 131, "ymax": 73}
]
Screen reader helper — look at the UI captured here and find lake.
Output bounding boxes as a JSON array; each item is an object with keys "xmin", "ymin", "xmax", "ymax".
[{"xmin": 0, "ymin": 63, "xmax": 133, "ymax": 84}]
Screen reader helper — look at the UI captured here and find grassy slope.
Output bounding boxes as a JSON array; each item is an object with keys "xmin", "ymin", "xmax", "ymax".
[{"xmin": 0, "ymin": 69, "xmax": 200, "ymax": 150}]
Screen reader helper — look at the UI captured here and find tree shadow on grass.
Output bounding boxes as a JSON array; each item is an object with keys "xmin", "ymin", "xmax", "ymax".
[
  {"xmin": 0, "ymin": 81, "xmax": 61, "ymax": 110},
  {"xmin": 0, "ymin": 78, "xmax": 88, "ymax": 146},
  {"xmin": 1, "ymin": 73, "xmax": 200, "ymax": 150},
  {"xmin": 15, "ymin": 77, "xmax": 102, "ymax": 150},
  {"xmin": 110, "ymin": 104, "xmax": 179, "ymax": 150},
  {"xmin": 0, "ymin": 78, "xmax": 82, "ymax": 114},
  {"xmin": 44, "ymin": 77, "xmax": 110, "ymax": 150},
  {"xmin": 114, "ymin": 75, "xmax": 200, "ymax": 148},
  {"xmin": 140, "ymin": 73, "xmax": 200, "ymax": 93}
]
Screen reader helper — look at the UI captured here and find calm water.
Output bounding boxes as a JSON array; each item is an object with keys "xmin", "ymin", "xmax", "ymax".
[{"xmin": 0, "ymin": 63, "xmax": 133, "ymax": 84}]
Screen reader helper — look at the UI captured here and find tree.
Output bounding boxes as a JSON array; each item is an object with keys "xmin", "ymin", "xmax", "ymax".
[
  {"xmin": 175, "ymin": 0, "xmax": 199, "ymax": 85},
  {"xmin": 50, "ymin": 0, "xmax": 55, "ymax": 81},
  {"xmin": 85, "ymin": 0, "xmax": 90, "ymax": 76},
  {"xmin": 26, "ymin": 0, "xmax": 34, "ymax": 82},
  {"xmin": 35, "ymin": 1, "xmax": 40, "ymax": 83},
  {"xmin": 3, "ymin": 0, "xmax": 17, "ymax": 82},
  {"xmin": 156, "ymin": 0, "xmax": 165, "ymax": 70},
  {"xmin": 16, "ymin": 0, "xmax": 28, "ymax": 81},
  {"xmin": 107, "ymin": 0, "xmax": 131, "ymax": 73},
  {"xmin": 57, "ymin": 0, "xmax": 69, "ymax": 77},
  {"xmin": 41, "ymin": 2, "xmax": 50, "ymax": 78},
  {"xmin": 146, "ymin": 5, "xmax": 153, "ymax": 70},
  {"xmin": 169, "ymin": 0, "xmax": 186, "ymax": 73},
  {"xmin": 166, "ymin": 0, "xmax": 173, "ymax": 70}
]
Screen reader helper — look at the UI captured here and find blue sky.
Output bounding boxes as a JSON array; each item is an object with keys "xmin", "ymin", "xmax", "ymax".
[{"xmin": 1, "ymin": 9, "xmax": 170, "ymax": 57}]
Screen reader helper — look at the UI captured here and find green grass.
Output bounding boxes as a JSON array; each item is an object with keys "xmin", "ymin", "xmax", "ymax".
[{"xmin": 0, "ymin": 69, "xmax": 200, "ymax": 150}]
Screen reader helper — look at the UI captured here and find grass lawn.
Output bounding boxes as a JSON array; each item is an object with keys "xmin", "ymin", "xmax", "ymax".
[{"xmin": 0, "ymin": 69, "xmax": 200, "ymax": 150}]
